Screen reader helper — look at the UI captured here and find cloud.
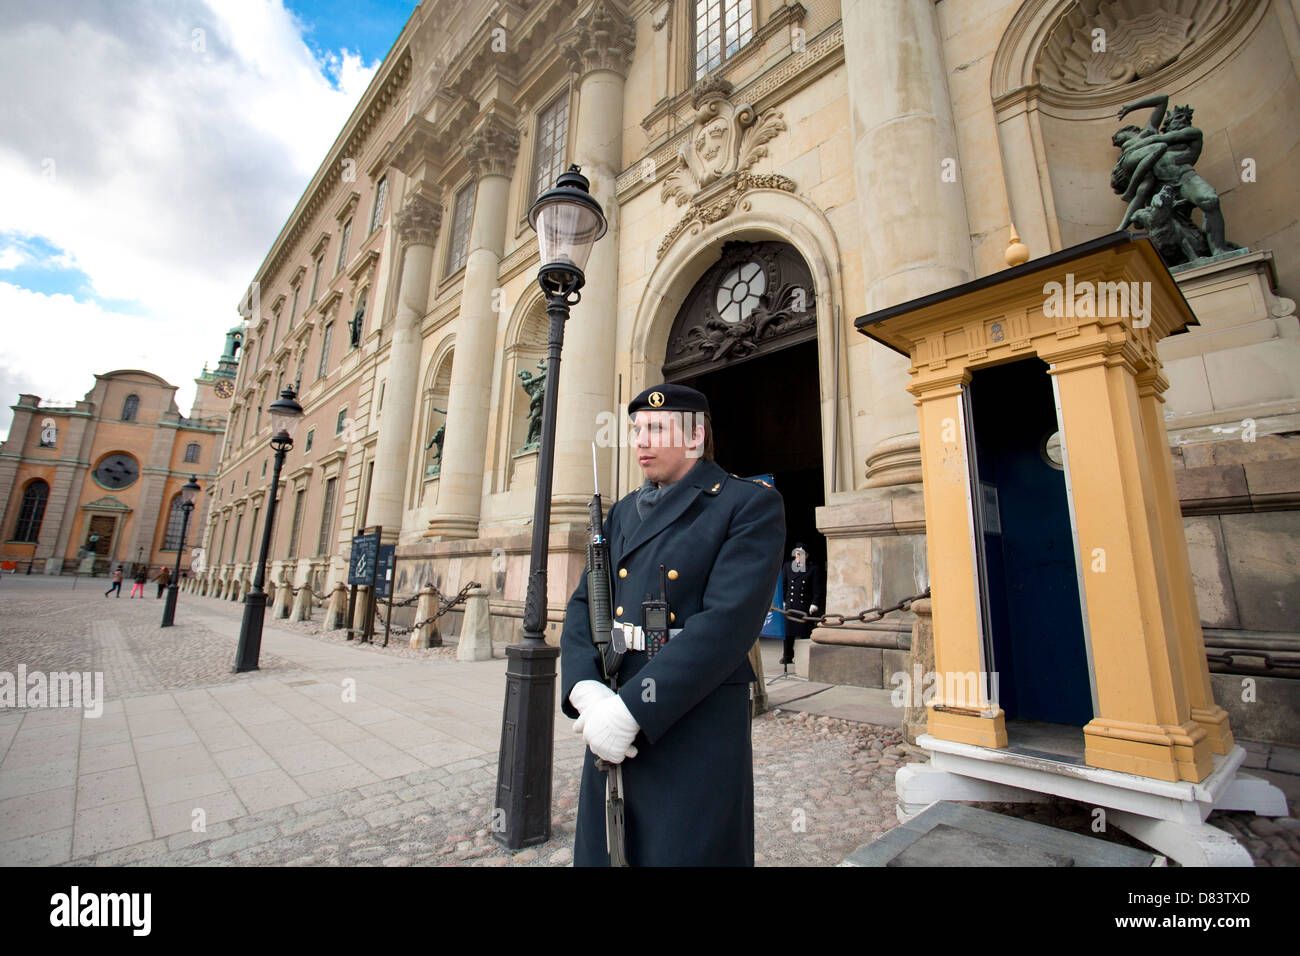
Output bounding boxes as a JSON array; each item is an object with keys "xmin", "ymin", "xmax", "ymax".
[{"xmin": 0, "ymin": 0, "xmax": 379, "ymax": 439}]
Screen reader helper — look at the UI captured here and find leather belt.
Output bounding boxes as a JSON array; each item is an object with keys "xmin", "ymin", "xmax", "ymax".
[{"xmin": 615, "ymin": 622, "xmax": 683, "ymax": 651}]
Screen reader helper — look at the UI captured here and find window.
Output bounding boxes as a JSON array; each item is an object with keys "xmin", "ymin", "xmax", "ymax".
[
  {"xmin": 254, "ymin": 334, "xmax": 263, "ymax": 371},
  {"xmin": 316, "ymin": 477, "xmax": 338, "ymax": 556},
  {"xmin": 304, "ymin": 428, "xmax": 315, "ymax": 453},
  {"xmin": 14, "ymin": 480, "xmax": 49, "ymax": 542},
  {"xmin": 162, "ymin": 494, "xmax": 186, "ymax": 551},
  {"xmin": 446, "ymin": 182, "xmax": 475, "ymax": 275},
  {"xmin": 246, "ymin": 507, "xmax": 260, "ymax": 562},
  {"xmin": 230, "ymin": 512, "xmax": 243, "ymax": 563},
  {"xmin": 294, "ymin": 344, "xmax": 308, "ymax": 392},
  {"xmin": 288, "ymin": 283, "xmax": 300, "ymax": 331},
  {"xmin": 121, "ymin": 394, "xmax": 140, "ymax": 421},
  {"xmin": 270, "ymin": 310, "xmax": 279, "ymax": 352},
  {"xmin": 309, "ymin": 253, "xmax": 324, "ymax": 305},
  {"xmin": 695, "ymin": 0, "xmax": 754, "ymax": 79},
  {"xmin": 369, "ymin": 176, "xmax": 388, "ymax": 233},
  {"xmin": 359, "ymin": 460, "xmax": 374, "ymax": 530},
  {"xmin": 184, "ymin": 443, "xmax": 200, "ymax": 463},
  {"xmin": 336, "ymin": 218, "xmax": 352, "ymax": 275},
  {"xmin": 317, "ymin": 321, "xmax": 334, "ymax": 380},
  {"xmin": 254, "ymin": 391, "xmax": 263, "ymax": 434},
  {"xmin": 286, "ymin": 489, "xmax": 306, "ymax": 558},
  {"xmin": 244, "ymin": 471, "xmax": 249, "ymax": 488},
  {"xmin": 335, "ymin": 407, "xmax": 348, "ymax": 436},
  {"xmin": 378, "ymin": 381, "xmax": 386, "ymax": 412},
  {"xmin": 261, "ymin": 459, "xmax": 267, "ymax": 477},
  {"xmin": 218, "ymin": 517, "xmax": 229, "ymax": 566},
  {"xmin": 533, "ymin": 94, "xmax": 570, "ymax": 201}
]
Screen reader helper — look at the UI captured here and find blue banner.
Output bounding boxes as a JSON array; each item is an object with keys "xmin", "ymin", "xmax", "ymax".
[{"xmin": 744, "ymin": 473, "xmax": 785, "ymax": 639}]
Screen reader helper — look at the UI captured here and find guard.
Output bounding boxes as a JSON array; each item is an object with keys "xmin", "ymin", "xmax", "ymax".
[{"xmin": 560, "ymin": 383, "xmax": 786, "ymax": 866}]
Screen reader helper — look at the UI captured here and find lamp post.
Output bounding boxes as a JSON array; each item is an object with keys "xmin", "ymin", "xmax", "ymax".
[
  {"xmin": 233, "ymin": 386, "xmax": 303, "ymax": 672},
  {"xmin": 160, "ymin": 476, "xmax": 201, "ymax": 627},
  {"xmin": 494, "ymin": 165, "xmax": 607, "ymax": 849}
]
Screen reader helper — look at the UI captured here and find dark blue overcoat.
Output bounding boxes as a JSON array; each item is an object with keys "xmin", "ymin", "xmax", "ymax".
[{"xmin": 560, "ymin": 458, "xmax": 785, "ymax": 866}]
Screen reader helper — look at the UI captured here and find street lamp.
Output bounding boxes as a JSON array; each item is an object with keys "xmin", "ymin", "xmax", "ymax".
[
  {"xmin": 161, "ymin": 476, "xmax": 201, "ymax": 627},
  {"xmin": 233, "ymin": 385, "xmax": 303, "ymax": 671},
  {"xmin": 494, "ymin": 165, "xmax": 607, "ymax": 849}
]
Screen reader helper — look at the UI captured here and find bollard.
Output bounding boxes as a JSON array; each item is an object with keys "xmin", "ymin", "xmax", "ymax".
[
  {"xmin": 456, "ymin": 587, "xmax": 493, "ymax": 661},
  {"xmin": 411, "ymin": 585, "xmax": 439, "ymax": 648},
  {"xmin": 290, "ymin": 584, "xmax": 312, "ymax": 622},
  {"xmin": 272, "ymin": 578, "xmax": 294, "ymax": 619},
  {"xmin": 902, "ymin": 598, "xmax": 934, "ymax": 746},
  {"xmin": 327, "ymin": 583, "xmax": 348, "ymax": 631}
]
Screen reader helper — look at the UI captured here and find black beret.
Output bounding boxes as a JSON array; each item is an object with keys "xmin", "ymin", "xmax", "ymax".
[{"xmin": 628, "ymin": 383, "xmax": 710, "ymax": 417}]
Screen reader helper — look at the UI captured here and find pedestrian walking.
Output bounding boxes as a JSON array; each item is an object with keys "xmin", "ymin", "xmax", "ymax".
[
  {"xmin": 155, "ymin": 565, "xmax": 171, "ymax": 598},
  {"xmin": 105, "ymin": 565, "xmax": 123, "ymax": 598},
  {"xmin": 130, "ymin": 564, "xmax": 148, "ymax": 598},
  {"xmin": 561, "ymin": 384, "xmax": 785, "ymax": 866}
]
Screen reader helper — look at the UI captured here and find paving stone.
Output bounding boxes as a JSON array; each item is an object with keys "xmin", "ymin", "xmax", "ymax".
[{"xmin": 207, "ymin": 825, "xmax": 281, "ymax": 858}]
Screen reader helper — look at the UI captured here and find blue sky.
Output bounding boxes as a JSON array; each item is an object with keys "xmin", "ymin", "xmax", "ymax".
[
  {"xmin": 0, "ymin": 1, "xmax": 418, "ymax": 438},
  {"xmin": 287, "ymin": 0, "xmax": 417, "ymax": 76}
]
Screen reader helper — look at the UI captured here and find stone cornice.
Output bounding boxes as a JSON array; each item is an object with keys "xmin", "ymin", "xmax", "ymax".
[
  {"xmin": 382, "ymin": 115, "xmax": 443, "ymax": 177},
  {"xmin": 254, "ymin": 46, "xmax": 413, "ymax": 293},
  {"xmin": 334, "ymin": 190, "xmax": 360, "ymax": 223}
]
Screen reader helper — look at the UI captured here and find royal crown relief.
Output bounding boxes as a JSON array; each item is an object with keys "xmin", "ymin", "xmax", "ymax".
[{"xmin": 656, "ymin": 75, "xmax": 795, "ymax": 260}]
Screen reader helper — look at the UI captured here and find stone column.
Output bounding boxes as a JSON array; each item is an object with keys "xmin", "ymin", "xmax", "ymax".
[
  {"xmin": 427, "ymin": 116, "xmax": 520, "ymax": 538},
  {"xmin": 549, "ymin": 0, "xmax": 635, "ymax": 526},
  {"xmin": 457, "ymin": 586, "xmax": 493, "ymax": 660},
  {"xmin": 841, "ymin": 0, "xmax": 974, "ymax": 487},
  {"xmin": 369, "ymin": 188, "xmax": 441, "ymax": 536}
]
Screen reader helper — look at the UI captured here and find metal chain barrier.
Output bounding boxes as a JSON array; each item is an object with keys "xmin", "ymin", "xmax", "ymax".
[
  {"xmin": 1205, "ymin": 651, "xmax": 1300, "ymax": 673},
  {"xmin": 770, "ymin": 587, "xmax": 931, "ymax": 631},
  {"xmin": 374, "ymin": 581, "xmax": 481, "ymax": 636}
]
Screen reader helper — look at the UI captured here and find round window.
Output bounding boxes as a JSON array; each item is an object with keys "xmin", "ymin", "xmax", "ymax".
[
  {"xmin": 1041, "ymin": 430, "xmax": 1064, "ymax": 470},
  {"xmin": 714, "ymin": 261, "xmax": 766, "ymax": 324}
]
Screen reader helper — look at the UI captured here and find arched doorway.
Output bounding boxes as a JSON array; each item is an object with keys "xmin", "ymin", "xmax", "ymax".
[{"xmin": 661, "ymin": 240, "xmax": 825, "ymax": 566}]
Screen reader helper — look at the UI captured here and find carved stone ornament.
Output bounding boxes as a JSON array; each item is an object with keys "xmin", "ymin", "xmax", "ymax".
[
  {"xmin": 395, "ymin": 192, "xmax": 443, "ymax": 248},
  {"xmin": 1037, "ymin": 0, "xmax": 1241, "ymax": 93},
  {"xmin": 663, "ymin": 241, "xmax": 816, "ymax": 376},
  {"xmin": 465, "ymin": 117, "xmax": 521, "ymax": 180},
  {"xmin": 656, "ymin": 77, "xmax": 793, "ymax": 257},
  {"xmin": 563, "ymin": 0, "xmax": 637, "ymax": 78}
]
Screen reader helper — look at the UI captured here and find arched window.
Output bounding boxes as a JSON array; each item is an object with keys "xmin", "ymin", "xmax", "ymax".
[
  {"xmin": 121, "ymin": 394, "xmax": 140, "ymax": 421},
  {"xmin": 162, "ymin": 494, "xmax": 187, "ymax": 551},
  {"xmin": 14, "ymin": 480, "xmax": 49, "ymax": 542},
  {"xmin": 184, "ymin": 443, "xmax": 200, "ymax": 463}
]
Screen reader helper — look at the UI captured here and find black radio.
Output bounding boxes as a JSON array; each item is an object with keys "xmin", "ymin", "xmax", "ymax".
[{"xmin": 643, "ymin": 564, "xmax": 671, "ymax": 659}]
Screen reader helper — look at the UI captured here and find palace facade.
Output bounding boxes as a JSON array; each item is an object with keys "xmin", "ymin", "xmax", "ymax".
[{"xmin": 194, "ymin": 0, "xmax": 1300, "ymax": 742}]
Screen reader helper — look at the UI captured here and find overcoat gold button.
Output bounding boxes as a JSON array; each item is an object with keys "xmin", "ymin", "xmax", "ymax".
[
  {"xmin": 670, "ymin": 612, "xmax": 676, "ymax": 623},
  {"xmin": 616, "ymin": 606, "xmax": 623, "ymax": 616},
  {"xmin": 618, "ymin": 568, "xmax": 627, "ymax": 578},
  {"xmin": 667, "ymin": 569, "xmax": 678, "ymax": 581}
]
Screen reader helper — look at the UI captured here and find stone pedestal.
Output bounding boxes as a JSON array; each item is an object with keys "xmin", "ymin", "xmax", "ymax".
[
  {"xmin": 326, "ymin": 583, "xmax": 348, "ymax": 631},
  {"xmin": 902, "ymin": 598, "xmax": 934, "ymax": 745},
  {"xmin": 271, "ymin": 577, "xmax": 293, "ymax": 619},
  {"xmin": 456, "ymin": 587, "xmax": 494, "ymax": 661},
  {"xmin": 289, "ymin": 584, "xmax": 312, "ymax": 622},
  {"xmin": 411, "ymin": 585, "xmax": 441, "ymax": 648}
]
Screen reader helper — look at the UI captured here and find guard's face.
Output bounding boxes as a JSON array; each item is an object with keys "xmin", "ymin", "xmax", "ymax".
[{"xmin": 632, "ymin": 410, "xmax": 704, "ymax": 485}]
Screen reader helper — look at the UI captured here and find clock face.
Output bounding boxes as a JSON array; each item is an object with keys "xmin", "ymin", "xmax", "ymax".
[
  {"xmin": 95, "ymin": 453, "xmax": 139, "ymax": 490},
  {"xmin": 215, "ymin": 379, "xmax": 234, "ymax": 399}
]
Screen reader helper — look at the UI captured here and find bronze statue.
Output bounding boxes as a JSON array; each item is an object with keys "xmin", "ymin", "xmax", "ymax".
[
  {"xmin": 424, "ymin": 406, "xmax": 447, "ymax": 477},
  {"xmin": 1111, "ymin": 94, "xmax": 1241, "ymax": 266},
  {"xmin": 517, "ymin": 361, "xmax": 546, "ymax": 450}
]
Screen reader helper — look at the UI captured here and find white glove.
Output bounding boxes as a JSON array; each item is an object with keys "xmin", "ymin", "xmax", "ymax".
[
  {"xmin": 568, "ymin": 679, "xmax": 615, "ymax": 715},
  {"xmin": 573, "ymin": 693, "xmax": 640, "ymax": 763},
  {"xmin": 809, "ymin": 605, "xmax": 819, "ymax": 615}
]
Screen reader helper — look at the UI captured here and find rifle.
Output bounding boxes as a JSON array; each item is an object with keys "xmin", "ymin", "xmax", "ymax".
[{"xmin": 587, "ymin": 443, "xmax": 627, "ymax": 867}]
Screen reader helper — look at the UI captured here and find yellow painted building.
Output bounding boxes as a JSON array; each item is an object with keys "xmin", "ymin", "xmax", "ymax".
[{"xmin": 0, "ymin": 336, "xmax": 234, "ymax": 576}]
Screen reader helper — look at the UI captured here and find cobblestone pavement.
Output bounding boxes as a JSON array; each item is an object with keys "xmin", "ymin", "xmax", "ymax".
[{"xmin": 1, "ymin": 576, "xmax": 1296, "ymax": 866}]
